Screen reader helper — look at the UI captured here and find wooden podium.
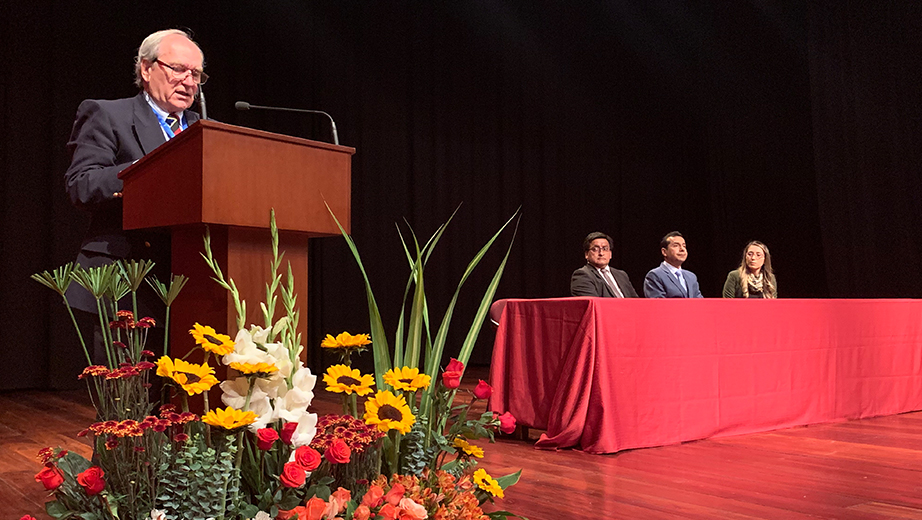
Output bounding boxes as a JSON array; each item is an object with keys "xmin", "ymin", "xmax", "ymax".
[{"xmin": 118, "ymin": 120, "xmax": 354, "ymax": 381}]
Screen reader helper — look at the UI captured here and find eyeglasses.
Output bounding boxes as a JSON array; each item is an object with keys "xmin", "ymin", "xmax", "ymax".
[
  {"xmin": 589, "ymin": 246, "xmax": 611, "ymax": 253},
  {"xmin": 155, "ymin": 59, "xmax": 209, "ymax": 85}
]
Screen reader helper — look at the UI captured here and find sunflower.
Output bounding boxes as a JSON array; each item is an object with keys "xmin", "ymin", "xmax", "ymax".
[
  {"xmin": 323, "ymin": 365, "xmax": 374, "ymax": 395},
  {"xmin": 363, "ymin": 390, "xmax": 415, "ymax": 434},
  {"xmin": 229, "ymin": 361, "xmax": 279, "ymax": 376},
  {"xmin": 321, "ymin": 331, "xmax": 372, "ymax": 350},
  {"xmin": 202, "ymin": 407, "xmax": 258, "ymax": 430},
  {"xmin": 473, "ymin": 468, "xmax": 504, "ymax": 498},
  {"xmin": 189, "ymin": 323, "xmax": 235, "ymax": 356},
  {"xmin": 156, "ymin": 356, "xmax": 219, "ymax": 395},
  {"xmin": 383, "ymin": 366, "xmax": 432, "ymax": 392},
  {"xmin": 453, "ymin": 437, "xmax": 484, "ymax": 458}
]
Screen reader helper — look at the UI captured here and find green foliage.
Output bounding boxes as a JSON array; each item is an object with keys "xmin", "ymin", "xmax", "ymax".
[{"xmin": 157, "ymin": 436, "xmax": 241, "ymax": 520}]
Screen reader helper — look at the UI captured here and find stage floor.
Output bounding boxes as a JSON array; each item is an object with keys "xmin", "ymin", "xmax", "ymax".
[{"xmin": 4, "ymin": 367, "xmax": 922, "ymax": 519}]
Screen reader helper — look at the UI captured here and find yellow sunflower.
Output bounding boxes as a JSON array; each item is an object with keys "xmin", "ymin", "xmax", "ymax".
[
  {"xmin": 229, "ymin": 361, "xmax": 279, "ymax": 376},
  {"xmin": 363, "ymin": 390, "xmax": 415, "ymax": 434},
  {"xmin": 323, "ymin": 365, "xmax": 375, "ymax": 395},
  {"xmin": 156, "ymin": 356, "xmax": 218, "ymax": 395},
  {"xmin": 473, "ymin": 468, "xmax": 504, "ymax": 498},
  {"xmin": 321, "ymin": 332, "xmax": 371, "ymax": 350},
  {"xmin": 189, "ymin": 323, "xmax": 235, "ymax": 355},
  {"xmin": 202, "ymin": 407, "xmax": 258, "ymax": 430},
  {"xmin": 383, "ymin": 366, "xmax": 432, "ymax": 392},
  {"xmin": 453, "ymin": 437, "xmax": 484, "ymax": 458}
]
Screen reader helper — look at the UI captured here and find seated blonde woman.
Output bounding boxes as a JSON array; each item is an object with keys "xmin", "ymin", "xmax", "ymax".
[{"xmin": 722, "ymin": 241, "xmax": 777, "ymax": 298}]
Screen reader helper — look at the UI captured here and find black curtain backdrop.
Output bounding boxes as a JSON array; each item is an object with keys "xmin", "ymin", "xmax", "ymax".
[{"xmin": 2, "ymin": 1, "xmax": 918, "ymax": 390}]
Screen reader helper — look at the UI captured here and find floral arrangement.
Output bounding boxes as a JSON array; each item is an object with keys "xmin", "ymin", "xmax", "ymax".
[{"xmin": 26, "ymin": 209, "xmax": 524, "ymax": 520}]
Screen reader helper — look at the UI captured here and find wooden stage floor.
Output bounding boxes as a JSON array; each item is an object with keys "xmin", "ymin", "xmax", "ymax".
[{"xmin": 4, "ymin": 370, "xmax": 922, "ymax": 520}]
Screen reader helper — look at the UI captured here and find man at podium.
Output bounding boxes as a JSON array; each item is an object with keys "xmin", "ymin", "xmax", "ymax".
[{"xmin": 63, "ymin": 28, "xmax": 206, "ymax": 359}]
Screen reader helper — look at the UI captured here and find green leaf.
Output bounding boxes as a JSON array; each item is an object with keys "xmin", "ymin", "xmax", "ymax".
[{"xmin": 494, "ymin": 469, "xmax": 523, "ymax": 490}]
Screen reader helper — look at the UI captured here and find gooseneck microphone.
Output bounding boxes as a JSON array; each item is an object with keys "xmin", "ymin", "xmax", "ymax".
[
  {"xmin": 234, "ymin": 101, "xmax": 339, "ymax": 145},
  {"xmin": 198, "ymin": 85, "xmax": 208, "ymax": 120}
]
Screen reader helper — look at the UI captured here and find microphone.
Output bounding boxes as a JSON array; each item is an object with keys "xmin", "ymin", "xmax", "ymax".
[
  {"xmin": 198, "ymin": 85, "xmax": 208, "ymax": 120},
  {"xmin": 235, "ymin": 101, "xmax": 339, "ymax": 145}
]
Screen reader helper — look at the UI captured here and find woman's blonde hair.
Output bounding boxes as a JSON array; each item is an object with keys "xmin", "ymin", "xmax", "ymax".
[{"xmin": 737, "ymin": 241, "xmax": 776, "ymax": 298}]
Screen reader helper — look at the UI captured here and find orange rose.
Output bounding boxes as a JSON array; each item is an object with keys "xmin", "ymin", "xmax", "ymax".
[
  {"xmin": 34, "ymin": 466, "xmax": 64, "ymax": 490},
  {"xmin": 384, "ymin": 482, "xmax": 406, "ymax": 506},
  {"xmin": 379, "ymin": 504, "xmax": 399, "ymax": 520},
  {"xmin": 361, "ymin": 485, "xmax": 385, "ymax": 508},
  {"xmin": 325, "ymin": 487, "xmax": 351, "ymax": 517},
  {"xmin": 353, "ymin": 505, "xmax": 372, "ymax": 520},
  {"xmin": 304, "ymin": 497, "xmax": 327, "ymax": 520}
]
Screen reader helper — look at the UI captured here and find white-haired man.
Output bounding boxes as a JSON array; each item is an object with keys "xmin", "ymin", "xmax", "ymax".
[{"xmin": 64, "ymin": 29, "xmax": 206, "ymax": 356}]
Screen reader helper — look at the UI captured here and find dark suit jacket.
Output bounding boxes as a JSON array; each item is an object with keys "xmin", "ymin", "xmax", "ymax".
[
  {"xmin": 643, "ymin": 263, "xmax": 703, "ymax": 298},
  {"xmin": 571, "ymin": 264, "xmax": 639, "ymax": 298},
  {"xmin": 64, "ymin": 92, "xmax": 199, "ymax": 311}
]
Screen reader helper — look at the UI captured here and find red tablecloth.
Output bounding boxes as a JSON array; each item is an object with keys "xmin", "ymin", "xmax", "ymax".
[{"xmin": 488, "ymin": 298, "xmax": 922, "ymax": 454}]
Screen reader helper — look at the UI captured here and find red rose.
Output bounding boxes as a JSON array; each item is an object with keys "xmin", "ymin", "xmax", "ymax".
[
  {"xmin": 497, "ymin": 411, "xmax": 517, "ymax": 434},
  {"xmin": 280, "ymin": 461, "xmax": 307, "ymax": 488},
  {"xmin": 20, "ymin": 516, "xmax": 38, "ymax": 520},
  {"xmin": 361, "ymin": 484, "xmax": 385, "ymax": 508},
  {"xmin": 34, "ymin": 466, "xmax": 64, "ymax": 490},
  {"xmin": 256, "ymin": 428, "xmax": 279, "ymax": 451},
  {"xmin": 473, "ymin": 379, "xmax": 493, "ymax": 400},
  {"xmin": 325, "ymin": 438, "xmax": 351, "ymax": 464},
  {"xmin": 384, "ymin": 482, "xmax": 406, "ymax": 506},
  {"xmin": 293, "ymin": 445, "xmax": 322, "ymax": 471},
  {"xmin": 280, "ymin": 421, "xmax": 298, "ymax": 444},
  {"xmin": 77, "ymin": 466, "xmax": 106, "ymax": 495},
  {"xmin": 442, "ymin": 358, "xmax": 465, "ymax": 389}
]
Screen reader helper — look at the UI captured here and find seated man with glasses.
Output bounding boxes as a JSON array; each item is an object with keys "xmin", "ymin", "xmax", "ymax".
[
  {"xmin": 63, "ymin": 29, "xmax": 207, "ymax": 359},
  {"xmin": 570, "ymin": 232, "xmax": 639, "ymax": 298}
]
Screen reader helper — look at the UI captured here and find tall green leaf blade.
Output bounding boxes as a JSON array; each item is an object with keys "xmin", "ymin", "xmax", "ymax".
[
  {"xmin": 420, "ymin": 209, "xmax": 520, "ymax": 413},
  {"xmin": 325, "ymin": 202, "xmax": 392, "ymax": 388}
]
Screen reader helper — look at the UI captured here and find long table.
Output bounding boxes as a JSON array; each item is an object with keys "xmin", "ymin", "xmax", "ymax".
[{"xmin": 488, "ymin": 298, "xmax": 922, "ymax": 454}]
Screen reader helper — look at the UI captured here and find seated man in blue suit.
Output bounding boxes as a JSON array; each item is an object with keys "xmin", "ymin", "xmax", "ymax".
[{"xmin": 643, "ymin": 231, "xmax": 703, "ymax": 298}]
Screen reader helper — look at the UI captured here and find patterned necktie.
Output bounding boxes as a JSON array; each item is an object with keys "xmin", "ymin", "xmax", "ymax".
[
  {"xmin": 165, "ymin": 113, "xmax": 181, "ymax": 135},
  {"xmin": 602, "ymin": 269, "xmax": 625, "ymax": 298}
]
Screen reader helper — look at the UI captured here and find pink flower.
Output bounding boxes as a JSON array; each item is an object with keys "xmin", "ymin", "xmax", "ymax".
[
  {"xmin": 325, "ymin": 487, "xmax": 352, "ymax": 517},
  {"xmin": 256, "ymin": 428, "xmax": 279, "ymax": 450},
  {"xmin": 497, "ymin": 411, "xmax": 517, "ymax": 434},
  {"xmin": 398, "ymin": 497, "xmax": 429, "ymax": 520},
  {"xmin": 473, "ymin": 380, "xmax": 493, "ymax": 400},
  {"xmin": 20, "ymin": 516, "xmax": 38, "ymax": 520},
  {"xmin": 280, "ymin": 421, "xmax": 298, "ymax": 444}
]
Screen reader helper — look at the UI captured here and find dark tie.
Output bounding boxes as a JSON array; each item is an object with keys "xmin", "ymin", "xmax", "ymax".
[{"xmin": 165, "ymin": 113, "xmax": 181, "ymax": 135}]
